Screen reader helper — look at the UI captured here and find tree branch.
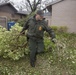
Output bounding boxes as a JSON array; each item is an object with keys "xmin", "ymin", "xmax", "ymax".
[
  {"xmin": 36, "ymin": 0, "xmax": 41, "ymax": 6},
  {"xmin": 26, "ymin": 0, "xmax": 42, "ymax": 12},
  {"xmin": 26, "ymin": 0, "xmax": 33, "ymax": 11}
]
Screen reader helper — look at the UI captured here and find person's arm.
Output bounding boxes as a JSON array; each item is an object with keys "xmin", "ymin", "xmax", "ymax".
[
  {"xmin": 20, "ymin": 20, "xmax": 29, "ymax": 34},
  {"xmin": 44, "ymin": 22, "xmax": 55, "ymax": 39},
  {"xmin": 43, "ymin": 21, "xmax": 56, "ymax": 43}
]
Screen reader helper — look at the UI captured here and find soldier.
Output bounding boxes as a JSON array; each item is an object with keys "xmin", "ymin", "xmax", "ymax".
[{"xmin": 20, "ymin": 10, "xmax": 56, "ymax": 67}]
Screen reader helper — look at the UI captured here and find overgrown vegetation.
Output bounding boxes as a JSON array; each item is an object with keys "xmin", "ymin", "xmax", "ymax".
[
  {"xmin": 0, "ymin": 24, "xmax": 76, "ymax": 75},
  {"xmin": 51, "ymin": 26, "xmax": 68, "ymax": 33},
  {"xmin": 0, "ymin": 24, "xmax": 29, "ymax": 60}
]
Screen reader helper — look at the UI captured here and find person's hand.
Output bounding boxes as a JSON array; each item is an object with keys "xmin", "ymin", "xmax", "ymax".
[
  {"xmin": 20, "ymin": 31, "xmax": 25, "ymax": 36},
  {"xmin": 51, "ymin": 38, "xmax": 57, "ymax": 44}
]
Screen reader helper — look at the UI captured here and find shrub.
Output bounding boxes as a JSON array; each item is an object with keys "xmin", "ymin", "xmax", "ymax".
[
  {"xmin": 0, "ymin": 23, "xmax": 29, "ymax": 60},
  {"xmin": 51, "ymin": 26, "xmax": 68, "ymax": 33},
  {"xmin": 58, "ymin": 26, "xmax": 68, "ymax": 33},
  {"xmin": 50, "ymin": 26, "xmax": 58, "ymax": 32}
]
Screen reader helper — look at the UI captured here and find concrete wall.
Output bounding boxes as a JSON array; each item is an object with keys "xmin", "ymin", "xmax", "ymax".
[{"xmin": 51, "ymin": 0, "xmax": 76, "ymax": 33}]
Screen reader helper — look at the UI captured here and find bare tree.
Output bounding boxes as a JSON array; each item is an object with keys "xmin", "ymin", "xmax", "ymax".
[
  {"xmin": 15, "ymin": 0, "xmax": 42, "ymax": 13},
  {"xmin": 22, "ymin": 0, "xmax": 42, "ymax": 11},
  {"xmin": 26, "ymin": 0, "xmax": 42, "ymax": 12},
  {"xmin": 15, "ymin": 0, "xmax": 31, "ymax": 12}
]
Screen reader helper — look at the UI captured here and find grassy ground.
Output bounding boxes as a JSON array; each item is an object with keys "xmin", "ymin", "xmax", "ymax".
[{"xmin": 0, "ymin": 33, "xmax": 76, "ymax": 75}]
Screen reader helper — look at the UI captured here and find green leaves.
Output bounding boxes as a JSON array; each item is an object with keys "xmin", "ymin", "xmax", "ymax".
[
  {"xmin": 0, "ymin": 23, "xmax": 29, "ymax": 60},
  {"xmin": 0, "ymin": 23, "xmax": 76, "ymax": 75}
]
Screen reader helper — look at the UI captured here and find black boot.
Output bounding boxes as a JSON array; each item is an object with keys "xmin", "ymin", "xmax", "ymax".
[{"xmin": 30, "ymin": 61, "xmax": 35, "ymax": 67}]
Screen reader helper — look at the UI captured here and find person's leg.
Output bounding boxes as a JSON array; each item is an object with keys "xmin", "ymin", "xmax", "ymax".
[
  {"xmin": 37, "ymin": 39, "xmax": 45, "ymax": 54},
  {"xmin": 29, "ymin": 39, "xmax": 37, "ymax": 67}
]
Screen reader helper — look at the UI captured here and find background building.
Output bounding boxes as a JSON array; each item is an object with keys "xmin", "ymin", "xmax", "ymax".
[{"xmin": 46, "ymin": 0, "xmax": 76, "ymax": 33}]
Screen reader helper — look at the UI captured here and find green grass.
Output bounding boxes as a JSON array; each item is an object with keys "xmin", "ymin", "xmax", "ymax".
[{"xmin": 0, "ymin": 33, "xmax": 76, "ymax": 75}]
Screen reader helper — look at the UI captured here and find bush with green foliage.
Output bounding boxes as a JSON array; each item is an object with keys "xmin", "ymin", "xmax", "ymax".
[
  {"xmin": 0, "ymin": 24, "xmax": 76, "ymax": 75},
  {"xmin": 51, "ymin": 26, "xmax": 68, "ymax": 33},
  {"xmin": 0, "ymin": 23, "xmax": 55, "ymax": 60},
  {"xmin": 0, "ymin": 23, "xmax": 29, "ymax": 60}
]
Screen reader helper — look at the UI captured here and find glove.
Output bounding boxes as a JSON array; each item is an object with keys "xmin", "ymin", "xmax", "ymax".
[{"xmin": 51, "ymin": 38, "xmax": 57, "ymax": 44}]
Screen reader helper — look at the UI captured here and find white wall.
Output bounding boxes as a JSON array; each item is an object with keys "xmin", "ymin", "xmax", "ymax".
[{"xmin": 52, "ymin": 0, "xmax": 76, "ymax": 33}]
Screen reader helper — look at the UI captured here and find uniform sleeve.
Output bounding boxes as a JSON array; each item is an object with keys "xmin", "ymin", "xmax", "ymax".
[
  {"xmin": 43, "ymin": 21, "xmax": 56, "ymax": 39},
  {"xmin": 21, "ymin": 20, "xmax": 29, "ymax": 33}
]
